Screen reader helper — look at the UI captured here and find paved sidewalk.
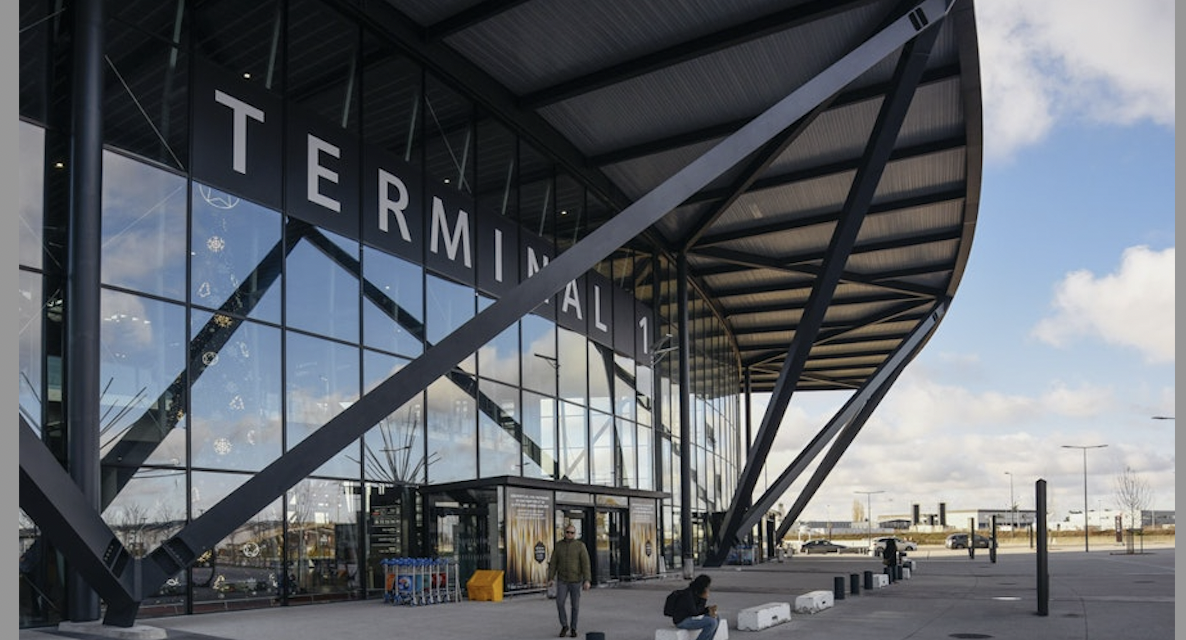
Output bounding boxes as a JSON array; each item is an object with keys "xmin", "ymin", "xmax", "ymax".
[{"xmin": 20, "ymin": 545, "xmax": 1175, "ymax": 640}]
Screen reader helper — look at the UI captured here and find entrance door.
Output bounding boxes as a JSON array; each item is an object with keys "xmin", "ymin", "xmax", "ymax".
[{"xmin": 594, "ymin": 510, "xmax": 625, "ymax": 584}]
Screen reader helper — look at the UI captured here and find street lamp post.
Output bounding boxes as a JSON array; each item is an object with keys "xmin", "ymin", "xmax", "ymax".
[
  {"xmin": 854, "ymin": 490, "xmax": 885, "ymax": 549},
  {"xmin": 1061, "ymin": 444, "xmax": 1107, "ymax": 552},
  {"xmin": 1004, "ymin": 471, "xmax": 1015, "ymax": 537}
]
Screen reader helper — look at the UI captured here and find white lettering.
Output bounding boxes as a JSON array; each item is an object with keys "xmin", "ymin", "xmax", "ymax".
[
  {"xmin": 493, "ymin": 229, "xmax": 503, "ymax": 282},
  {"xmin": 638, "ymin": 315, "xmax": 649, "ymax": 354},
  {"xmin": 213, "ymin": 90, "xmax": 265, "ymax": 174},
  {"xmin": 377, "ymin": 169, "xmax": 412, "ymax": 241},
  {"xmin": 593, "ymin": 285, "xmax": 609, "ymax": 332},
  {"xmin": 306, "ymin": 135, "xmax": 341, "ymax": 212},
  {"xmin": 429, "ymin": 196, "xmax": 472, "ymax": 267},
  {"xmin": 562, "ymin": 281, "xmax": 583, "ymax": 320}
]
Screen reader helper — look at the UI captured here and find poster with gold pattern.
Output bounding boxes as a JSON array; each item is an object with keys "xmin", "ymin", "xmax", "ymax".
[
  {"xmin": 629, "ymin": 499, "xmax": 657, "ymax": 577},
  {"xmin": 505, "ymin": 487, "xmax": 553, "ymax": 590}
]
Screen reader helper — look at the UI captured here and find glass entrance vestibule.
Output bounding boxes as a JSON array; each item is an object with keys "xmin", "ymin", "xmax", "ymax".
[{"xmin": 420, "ymin": 477, "xmax": 665, "ymax": 596}]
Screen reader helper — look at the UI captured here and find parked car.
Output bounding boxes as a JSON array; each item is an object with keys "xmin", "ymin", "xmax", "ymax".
[
  {"xmin": 870, "ymin": 536, "xmax": 918, "ymax": 556},
  {"xmin": 800, "ymin": 540, "xmax": 847, "ymax": 554},
  {"xmin": 944, "ymin": 533, "xmax": 996, "ymax": 549}
]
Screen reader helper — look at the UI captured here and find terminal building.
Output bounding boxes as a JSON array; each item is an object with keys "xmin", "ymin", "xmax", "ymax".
[{"xmin": 18, "ymin": 0, "xmax": 983, "ymax": 629}]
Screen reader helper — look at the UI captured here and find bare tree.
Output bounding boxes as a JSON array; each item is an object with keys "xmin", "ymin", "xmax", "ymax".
[
  {"xmin": 851, "ymin": 499, "xmax": 865, "ymax": 524},
  {"xmin": 1113, "ymin": 466, "xmax": 1152, "ymax": 531}
]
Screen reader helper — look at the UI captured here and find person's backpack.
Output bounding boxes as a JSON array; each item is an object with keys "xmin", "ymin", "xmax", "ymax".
[{"xmin": 663, "ymin": 588, "xmax": 684, "ymax": 617}]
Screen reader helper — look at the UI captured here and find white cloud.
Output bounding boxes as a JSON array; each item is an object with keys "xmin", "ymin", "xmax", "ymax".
[
  {"xmin": 1032, "ymin": 246, "xmax": 1175, "ymax": 363},
  {"xmin": 975, "ymin": 0, "xmax": 1175, "ymax": 161}
]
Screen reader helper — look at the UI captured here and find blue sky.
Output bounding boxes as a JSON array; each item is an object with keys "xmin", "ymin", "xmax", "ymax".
[{"xmin": 757, "ymin": 0, "xmax": 1176, "ymax": 525}]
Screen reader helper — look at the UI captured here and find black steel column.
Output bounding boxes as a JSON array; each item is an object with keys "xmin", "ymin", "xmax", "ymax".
[
  {"xmin": 677, "ymin": 252, "xmax": 693, "ymax": 577},
  {"xmin": 65, "ymin": 0, "xmax": 105, "ymax": 623},
  {"xmin": 1036, "ymin": 479, "xmax": 1049, "ymax": 616}
]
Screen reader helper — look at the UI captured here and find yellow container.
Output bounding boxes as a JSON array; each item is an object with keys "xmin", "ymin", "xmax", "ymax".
[{"xmin": 466, "ymin": 569, "xmax": 504, "ymax": 601}]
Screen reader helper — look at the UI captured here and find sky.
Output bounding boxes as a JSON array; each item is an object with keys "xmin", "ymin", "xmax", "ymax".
[{"xmin": 755, "ymin": 0, "xmax": 1176, "ymax": 526}]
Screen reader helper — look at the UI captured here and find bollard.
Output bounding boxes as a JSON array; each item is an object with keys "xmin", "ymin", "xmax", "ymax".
[
  {"xmin": 894, "ymin": 565, "xmax": 903, "ymax": 581},
  {"xmin": 884, "ymin": 566, "xmax": 894, "ymax": 583},
  {"xmin": 849, "ymin": 573, "xmax": 860, "ymax": 595},
  {"xmin": 863, "ymin": 570, "xmax": 874, "ymax": 590},
  {"xmin": 833, "ymin": 576, "xmax": 846, "ymax": 600}
]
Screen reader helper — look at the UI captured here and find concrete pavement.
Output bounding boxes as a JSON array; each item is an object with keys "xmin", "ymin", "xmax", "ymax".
[{"xmin": 19, "ymin": 543, "xmax": 1175, "ymax": 640}]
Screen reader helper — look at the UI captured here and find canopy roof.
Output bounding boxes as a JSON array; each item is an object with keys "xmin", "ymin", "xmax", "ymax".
[{"xmin": 373, "ymin": 0, "xmax": 983, "ymax": 393}]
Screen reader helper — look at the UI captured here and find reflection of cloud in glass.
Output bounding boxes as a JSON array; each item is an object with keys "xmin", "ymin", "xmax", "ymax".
[{"xmin": 101, "ymin": 150, "xmax": 187, "ymax": 296}]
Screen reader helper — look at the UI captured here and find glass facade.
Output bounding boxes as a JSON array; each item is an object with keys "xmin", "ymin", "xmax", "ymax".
[{"xmin": 17, "ymin": 0, "xmax": 743, "ymax": 626}]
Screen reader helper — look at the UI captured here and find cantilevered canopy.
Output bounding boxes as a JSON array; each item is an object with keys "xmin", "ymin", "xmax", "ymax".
[{"xmin": 367, "ymin": 0, "xmax": 982, "ymax": 392}]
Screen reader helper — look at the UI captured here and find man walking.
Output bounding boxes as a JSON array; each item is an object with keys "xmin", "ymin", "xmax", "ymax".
[{"xmin": 547, "ymin": 523, "xmax": 591, "ymax": 637}]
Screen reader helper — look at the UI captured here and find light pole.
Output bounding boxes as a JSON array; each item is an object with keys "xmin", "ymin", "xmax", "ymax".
[
  {"xmin": 854, "ymin": 490, "xmax": 884, "ymax": 548},
  {"xmin": 1061, "ymin": 444, "xmax": 1107, "ymax": 552},
  {"xmin": 1004, "ymin": 471, "xmax": 1015, "ymax": 537}
]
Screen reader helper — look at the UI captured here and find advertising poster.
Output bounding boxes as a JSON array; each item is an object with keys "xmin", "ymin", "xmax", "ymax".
[
  {"xmin": 629, "ymin": 499, "xmax": 657, "ymax": 577},
  {"xmin": 506, "ymin": 487, "xmax": 553, "ymax": 590}
]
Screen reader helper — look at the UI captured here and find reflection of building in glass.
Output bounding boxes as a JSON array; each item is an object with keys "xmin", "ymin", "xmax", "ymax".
[{"xmin": 18, "ymin": 0, "xmax": 981, "ymax": 630}]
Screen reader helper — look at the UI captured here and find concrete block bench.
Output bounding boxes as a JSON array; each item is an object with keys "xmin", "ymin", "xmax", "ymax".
[
  {"xmin": 902, "ymin": 567, "xmax": 911, "ymax": 580},
  {"xmin": 736, "ymin": 602, "xmax": 791, "ymax": 631},
  {"xmin": 870, "ymin": 573, "xmax": 889, "ymax": 588},
  {"xmin": 793, "ymin": 590, "xmax": 834, "ymax": 614},
  {"xmin": 655, "ymin": 617, "xmax": 729, "ymax": 640}
]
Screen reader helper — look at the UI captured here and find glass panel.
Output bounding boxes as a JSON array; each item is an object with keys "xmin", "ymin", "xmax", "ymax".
[
  {"xmin": 589, "ymin": 410, "xmax": 613, "ymax": 486},
  {"xmin": 558, "ymin": 327, "xmax": 586, "ymax": 406},
  {"xmin": 19, "ymin": 121, "xmax": 43, "ymax": 269},
  {"xmin": 477, "ymin": 116, "xmax": 517, "ymax": 221},
  {"xmin": 521, "ymin": 391, "xmax": 554, "ymax": 480},
  {"xmin": 362, "ymin": 247, "xmax": 424, "ymax": 358},
  {"xmin": 19, "ymin": 1, "xmax": 50, "ymax": 122},
  {"xmin": 477, "ymin": 378, "xmax": 521, "ymax": 478},
  {"xmin": 617, "ymin": 419, "xmax": 636, "ymax": 489},
  {"xmin": 553, "ymin": 173, "xmax": 584, "ymax": 252},
  {"xmin": 191, "ymin": 183, "xmax": 283, "ymax": 322},
  {"xmin": 193, "ymin": 0, "xmax": 285, "ymax": 91},
  {"xmin": 362, "ymin": 350, "xmax": 424, "ymax": 485},
  {"xmin": 286, "ymin": 478, "xmax": 360, "ymax": 600},
  {"xmin": 102, "ymin": 468, "xmax": 186, "ymax": 613},
  {"xmin": 424, "ymin": 74, "xmax": 473, "ymax": 195},
  {"xmin": 97, "ymin": 291, "xmax": 186, "ymax": 468},
  {"xmin": 288, "ymin": 0, "xmax": 359, "ymax": 132},
  {"xmin": 425, "ymin": 377, "xmax": 477, "ymax": 484},
  {"xmin": 521, "ymin": 313, "xmax": 555, "ymax": 395},
  {"xmin": 636, "ymin": 424, "xmax": 654, "ymax": 491},
  {"xmin": 190, "ymin": 311, "xmax": 282, "ymax": 471},
  {"xmin": 362, "ymin": 36, "xmax": 420, "ymax": 159},
  {"xmin": 613, "ymin": 352, "xmax": 635, "ymax": 419},
  {"xmin": 190, "ymin": 472, "xmax": 284, "ymax": 608},
  {"xmin": 425, "ymin": 273, "xmax": 475, "ymax": 373},
  {"xmin": 558, "ymin": 401, "xmax": 587, "ymax": 483},
  {"xmin": 104, "ymin": 15, "xmax": 189, "ymax": 170},
  {"xmin": 518, "ymin": 142, "xmax": 553, "ymax": 242},
  {"xmin": 587, "ymin": 342, "xmax": 612, "ymax": 413},
  {"xmin": 18, "ymin": 271, "xmax": 42, "ymax": 434},
  {"xmin": 477, "ymin": 295, "xmax": 519, "ymax": 385},
  {"xmin": 286, "ymin": 228, "xmax": 360, "ymax": 343},
  {"xmin": 285, "ymin": 332, "xmax": 360, "ymax": 478},
  {"xmin": 102, "ymin": 151, "xmax": 187, "ymax": 299}
]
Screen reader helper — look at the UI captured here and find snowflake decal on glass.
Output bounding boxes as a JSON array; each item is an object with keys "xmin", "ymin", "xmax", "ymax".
[
  {"xmin": 229, "ymin": 395, "xmax": 245, "ymax": 410},
  {"xmin": 213, "ymin": 314, "xmax": 233, "ymax": 328},
  {"xmin": 202, "ymin": 351, "xmax": 219, "ymax": 366},
  {"xmin": 213, "ymin": 437, "xmax": 233, "ymax": 455},
  {"xmin": 207, "ymin": 236, "xmax": 226, "ymax": 253}
]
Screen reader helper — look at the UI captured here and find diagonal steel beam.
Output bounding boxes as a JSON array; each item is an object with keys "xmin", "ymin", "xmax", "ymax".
[
  {"xmin": 120, "ymin": 0, "xmax": 954, "ymax": 614},
  {"xmin": 735, "ymin": 300, "xmax": 946, "ymax": 537},
  {"xmin": 19, "ymin": 417, "xmax": 140, "ymax": 625},
  {"xmin": 708, "ymin": 7, "xmax": 947, "ymax": 565}
]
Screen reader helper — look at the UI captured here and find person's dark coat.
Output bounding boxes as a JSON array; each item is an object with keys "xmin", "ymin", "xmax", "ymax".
[
  {"xmin": 669, "ymin": 587, "xmax": 711, "ymax": 624},
  {"xmin": 883, "ymin": 538, "xmax": 899, "ymax": 566}
]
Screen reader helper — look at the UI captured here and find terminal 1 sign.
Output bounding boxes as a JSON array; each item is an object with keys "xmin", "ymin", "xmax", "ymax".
[{"xmin": 191, "ymin": 61, "xmax": 655, "ymax": 362}]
